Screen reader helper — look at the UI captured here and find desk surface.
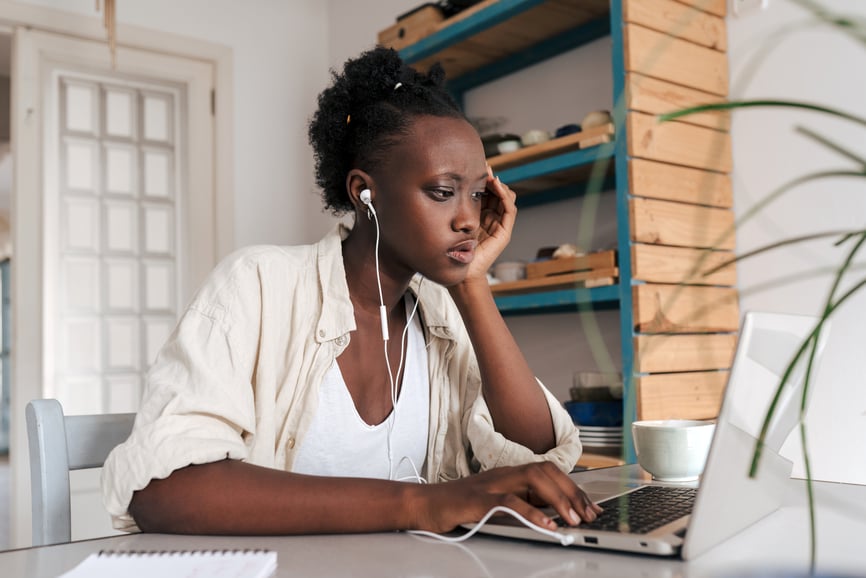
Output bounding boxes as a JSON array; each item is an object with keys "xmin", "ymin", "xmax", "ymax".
[{"xmin": 3, "ymin": 465, "xmax": 865, "ymax": 578}]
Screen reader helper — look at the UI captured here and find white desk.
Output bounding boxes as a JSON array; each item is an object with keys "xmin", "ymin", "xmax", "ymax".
[{"xmin": 3, "ymin": 465, "xmax": 864, "ymax": 577}]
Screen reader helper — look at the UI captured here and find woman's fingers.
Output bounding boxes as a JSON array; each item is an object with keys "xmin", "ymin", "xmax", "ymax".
[{"xmin": 476, "ymin": 464, "xmax": 601, "ymax": 528}]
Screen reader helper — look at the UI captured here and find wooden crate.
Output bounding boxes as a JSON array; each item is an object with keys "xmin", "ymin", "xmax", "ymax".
[
  {"xmin": 525, "ymin": 250, "xmax": 616, "ymax": 279},
  {"xmin": 378, "ymin": 5, "xmax": 446, "ymax": 51},
  {"xmin": 490, "ymin": 267, "xmax": 618, "ymax": 295}
]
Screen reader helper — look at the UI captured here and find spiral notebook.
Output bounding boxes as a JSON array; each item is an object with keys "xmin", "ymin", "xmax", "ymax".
[{"xmin": 60, "ymin": 549, "xmax": 277, "ymax": 578}]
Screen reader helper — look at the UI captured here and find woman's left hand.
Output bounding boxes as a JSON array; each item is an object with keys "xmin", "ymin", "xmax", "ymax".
[{"xmin": 467, "ymin": 166, "xmax": 517, "ymax": 281}]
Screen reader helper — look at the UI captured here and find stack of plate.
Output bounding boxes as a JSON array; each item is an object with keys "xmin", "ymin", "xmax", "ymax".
[{"xmin": 578, "ymin": 425, "xmax": 623, "ymax": 456}]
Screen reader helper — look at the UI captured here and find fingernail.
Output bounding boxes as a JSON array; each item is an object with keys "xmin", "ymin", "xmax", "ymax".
[
  {"xmin": 569, "ymin": 508, "xmax": 580, "ymax": 525},
  {"xmin": 541, "ymin": 516, "xmax": 556, "ymax": 529}
]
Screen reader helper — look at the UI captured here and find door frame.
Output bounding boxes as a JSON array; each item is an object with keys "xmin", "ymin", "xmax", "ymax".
[{"xmin": 1, "ymin": 2, "xmax": 234, "ymax": 547}]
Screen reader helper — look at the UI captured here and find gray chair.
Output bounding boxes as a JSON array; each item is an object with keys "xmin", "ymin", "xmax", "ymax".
[{"xmin": 25, "ymin": 398, "xmax": 135, "ymax": 545}]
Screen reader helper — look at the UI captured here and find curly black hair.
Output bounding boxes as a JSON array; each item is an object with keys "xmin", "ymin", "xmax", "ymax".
[{"xmin": 308, "ymin": 46, "xmax": 466, "ymax": 215}]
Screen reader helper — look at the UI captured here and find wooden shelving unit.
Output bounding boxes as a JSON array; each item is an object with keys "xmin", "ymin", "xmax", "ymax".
[{"xmin": 387, "ymin": 0, "xmax": 738, "ymax": 460}]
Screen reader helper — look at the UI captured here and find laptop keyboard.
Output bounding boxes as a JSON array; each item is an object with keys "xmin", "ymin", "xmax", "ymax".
[{"xmin": 558, "ymin": 486, "xmax": 697, "ymax": 534}]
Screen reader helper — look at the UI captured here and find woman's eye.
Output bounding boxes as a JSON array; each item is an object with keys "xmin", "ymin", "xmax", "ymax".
[
  {"xmin": 471, "ymin": 190, "xmax": 489, "ymax": 200},
  {"xmin": 431, "ymin": 188, "xmax": 453, "ymax": 199}
]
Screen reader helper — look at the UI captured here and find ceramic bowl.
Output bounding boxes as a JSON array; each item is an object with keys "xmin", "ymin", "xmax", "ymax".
[
  {"xmin": 564, "ymin": 400, "xmax": 623, "ymax": 427},
  {"xmin": 631, "ymin": 419, "xmax": 715, "ymax": 482},
  {"xmin": 492, "ymin": 261, "xmax": 526, "ymax": 282}
]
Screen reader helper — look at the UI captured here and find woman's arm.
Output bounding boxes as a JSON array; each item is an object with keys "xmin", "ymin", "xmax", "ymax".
[
  {"xmin": 449, "ymin": 170, "xmax": 556, "ymax": 453},
  {"xmin": 128, "ymin": 459, "xmax": 598, "ymax": 534}
]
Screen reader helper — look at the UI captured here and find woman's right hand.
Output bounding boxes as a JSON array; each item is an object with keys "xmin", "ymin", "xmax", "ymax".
[{"xmin": 409, "ymin": 462, "xmax": 602, "ymax": 533}]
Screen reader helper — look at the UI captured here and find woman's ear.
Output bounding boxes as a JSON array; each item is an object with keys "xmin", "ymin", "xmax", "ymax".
[{"xmin": 346, "ymin": 169, "xmax": 374, "ymax": 212}]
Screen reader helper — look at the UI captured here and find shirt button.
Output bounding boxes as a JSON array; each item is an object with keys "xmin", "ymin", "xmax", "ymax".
[
  {"xmin": 318, "ymin": 329, "xmax": 326, "ymax": 338},
  {"xmin": 336, "ymin": 335, "xmax": 348, "ymax": 346},
  {"xmin": 287, "ymin": 437, "xmax": 296, "ymax": 449}
]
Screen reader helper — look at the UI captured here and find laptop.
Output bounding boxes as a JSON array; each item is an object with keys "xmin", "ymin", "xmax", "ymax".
[{"xmin": 470, "ymin": 311, "xmax": 829, "ymax": 559}]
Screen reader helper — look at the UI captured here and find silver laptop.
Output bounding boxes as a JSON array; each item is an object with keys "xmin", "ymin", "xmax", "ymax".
[{"xmin": 471, "ymin": 311, "xmax": 829, "ymax": 559}]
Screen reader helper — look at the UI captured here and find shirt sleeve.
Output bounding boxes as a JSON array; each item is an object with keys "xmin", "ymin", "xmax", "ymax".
[
  {"xmin": 102, "ymin": 257, "xmax": 262, "ymax": 532},
  {"xmin": 466, "ymin": 380, "xmax": 583, "ymax": 474}
]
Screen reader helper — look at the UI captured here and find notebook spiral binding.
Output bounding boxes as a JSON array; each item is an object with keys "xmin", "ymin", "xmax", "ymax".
[{"xmin": 97, "ymin": 549, "xmax": 273, "ymax": 557}]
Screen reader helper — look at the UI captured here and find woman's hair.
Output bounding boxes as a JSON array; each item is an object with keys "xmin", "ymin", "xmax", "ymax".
[{"xmin": 308, "ymin": 46, "xmax": 466, "ymax": 215}]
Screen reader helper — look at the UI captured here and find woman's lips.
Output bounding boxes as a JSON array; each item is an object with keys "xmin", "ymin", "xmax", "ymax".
[{"xmin": 447, "ymin": 240, "xmax": 477, "ymax": 264}]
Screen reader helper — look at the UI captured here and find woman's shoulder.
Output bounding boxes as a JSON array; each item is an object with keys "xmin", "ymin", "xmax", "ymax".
[{"xmin": 190, "ymin": 242, "xmax": 320, "ymax": 313}]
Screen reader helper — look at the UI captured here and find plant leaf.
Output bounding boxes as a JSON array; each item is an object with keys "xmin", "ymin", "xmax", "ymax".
[{"xmin": 659, "ymin": 100, "xmax": 866, "ymax": 128}]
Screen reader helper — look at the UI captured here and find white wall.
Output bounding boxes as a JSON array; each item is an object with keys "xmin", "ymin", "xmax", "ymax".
[
  {"xmin": 5, "ymin": 0, "xmax": 337, "ymax": 547},
  {"xmin": 16, "ymin": 0, "xmax": 334, "ymax": 248},
  {"xmin": 728, "ymin": 0, "xmax": 866, "ymax": 483}
]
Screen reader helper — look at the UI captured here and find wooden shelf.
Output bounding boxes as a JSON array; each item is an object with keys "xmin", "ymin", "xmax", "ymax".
[
  {"xmin": 399, "ymin": 0, "xmax": 610, "ymax": 90},
  {"xmin": 487, "ymin": 124, "xmax": 614, "ymax": 171},
  {"xmin": 491, "ymin": 268, "xmax": 618, "ymax": 296}
]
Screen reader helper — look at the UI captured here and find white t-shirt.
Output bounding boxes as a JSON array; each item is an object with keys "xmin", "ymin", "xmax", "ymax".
[{"xmin": 292, "ymin": 297, "xmax": 430, "ymax": 481}]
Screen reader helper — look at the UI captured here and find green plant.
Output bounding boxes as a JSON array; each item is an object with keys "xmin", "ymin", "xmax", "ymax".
[{"xmin": 659, "ymin": 0, "xmax": 865, "ymax": 572}]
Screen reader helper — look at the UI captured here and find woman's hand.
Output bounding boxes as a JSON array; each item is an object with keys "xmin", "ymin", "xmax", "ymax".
[
  {"xmin": 410, "ymin": 462, "xmax": 602, "ymax": 533},
  {"xmin": 465, "ymin": 166, "xmax": 517, "ymax": 283}
]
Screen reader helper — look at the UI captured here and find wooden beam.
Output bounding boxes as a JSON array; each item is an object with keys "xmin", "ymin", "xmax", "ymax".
[
  {"xmin": 624, "ymin": 24, "xmax": 728, "ymax": 96},
  {"xmin": 628, "ymin": 111, "xmax": 732, "ymax": 172},
  {"xmin": 630, "ymin": 197, "xmax": 736, "ymax": 250},
  {"xmin": 637, "ymin": 371, "xmax": 729, "ymax": 420},
  {"xmin": 632, "ymin": 244, "xmax": 736, "ymax": 285},
  {"xmin": 633, "ymin": 284, "xmax": 740, "ymax": 333},
  {"xmin": 626, "ymin": 72, "xmax": 730, "ymax": 131},
  {"xmin": 635, "ymin": 333, "xmax": 738, "ymax": 372},
  {"xmin": 623, "ymin": 0, "xmax": 726, "ymax": 50},
  {"xmin": 629, "ymin": 158, "xmax": 733, "ymax": 207}
]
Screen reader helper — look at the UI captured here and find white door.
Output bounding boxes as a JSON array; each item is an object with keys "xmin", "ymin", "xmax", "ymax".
[{"xmin": 12, "ymin": 27, "xmax": 218, "ymax": 544}]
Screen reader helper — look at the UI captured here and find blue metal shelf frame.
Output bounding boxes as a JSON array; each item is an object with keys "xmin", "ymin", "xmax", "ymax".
[
  {"xmin": 497, "ymin": 142, "xmax": 615, "ymax": 184},
  {"xmin": 397, "ymin": 0, "xmax": 639, "ymax": 462},
  {"xmin": 494, "ymin": 284, "xmax": 619, "ymax": 314},
  {"xmin": 609, "ymin": 0, "xmax": 637, "ymax": 463}
]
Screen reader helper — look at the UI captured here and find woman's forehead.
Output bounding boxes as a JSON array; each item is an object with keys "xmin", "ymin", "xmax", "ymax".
[{"xmin": 389, "ymin": 116, "xmax": 486, "ymax": 175}]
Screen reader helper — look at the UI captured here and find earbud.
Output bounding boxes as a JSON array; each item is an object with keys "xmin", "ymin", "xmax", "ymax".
[
  {"xmin": 360, "ymin": 188, "xmax": 372, "ymax": 206},
  {"xmin": 360, "ymin": 188, "xmax": 377, "ymax": 218}
]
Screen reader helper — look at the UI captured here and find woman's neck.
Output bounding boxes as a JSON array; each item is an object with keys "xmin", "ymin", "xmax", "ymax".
[{"xmin": 342, "ymin": 230, "xmax": 411, "ymax": 316}]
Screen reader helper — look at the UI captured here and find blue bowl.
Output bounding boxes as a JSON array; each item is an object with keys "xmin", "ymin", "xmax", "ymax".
[{"xmin": 564, "ymin": 400, "xmax": 623, "ymax": 427}]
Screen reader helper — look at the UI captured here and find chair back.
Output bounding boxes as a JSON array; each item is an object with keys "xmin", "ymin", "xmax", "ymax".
[{"xmin": 25, "ymin": 399, "xmax": 135, "ymax": 545}]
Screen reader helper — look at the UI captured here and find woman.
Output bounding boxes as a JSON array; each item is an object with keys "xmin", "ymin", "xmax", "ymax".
[{"xmin": 103, "ymin": 47, "xmax": 601, "ymax": 536}]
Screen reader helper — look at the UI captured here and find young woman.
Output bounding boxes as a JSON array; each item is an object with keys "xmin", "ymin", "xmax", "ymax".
[{"xmin": 103, "ymin": 47, "xmax": 601, "ymax": 536}]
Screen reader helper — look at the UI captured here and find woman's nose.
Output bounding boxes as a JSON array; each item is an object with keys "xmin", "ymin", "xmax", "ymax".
[{"xmin": 452, "ymin": 195, "xmax": 480, "ymax": 233}]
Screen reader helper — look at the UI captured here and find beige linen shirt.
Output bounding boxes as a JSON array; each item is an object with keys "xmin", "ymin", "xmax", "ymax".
[{"xmin": 102, "ymin": 224, "xmax": 582, "ymax": 531}]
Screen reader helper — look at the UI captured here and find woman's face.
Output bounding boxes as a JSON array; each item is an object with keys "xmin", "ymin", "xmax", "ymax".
[{"xmin": 369, "ymin": 115, "xmax": 488, "ymax": 287}]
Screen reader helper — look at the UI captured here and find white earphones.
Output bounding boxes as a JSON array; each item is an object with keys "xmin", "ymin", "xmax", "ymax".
[
  {"xmin": 360, "ymin": 188, "xmax": 376, "ymax": 216},
  {"xmin": 358, "ymin": 185, "xmax": 423, "ymax": 482}
]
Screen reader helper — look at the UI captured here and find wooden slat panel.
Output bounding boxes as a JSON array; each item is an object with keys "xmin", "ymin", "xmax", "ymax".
[
  {"xmin": 626, "ymin": 73, "xmax": 730, "ymax": 131},
  {"xmin": 628, "ymin": 111, "xmax": 732, "ymax": 172},
  {"xmin": 632, "ymin": 244, "xmax": 736, "ymax": 285},
  {"xmin": 637, "ymin": 371, "xmax": 728, "ymax": 420},
  {"xmin": 635, "ymin": 333, "xmax": 737, "ymax": 372},
  {"xmin": 633, "ymin": 284, "xmax": 739, "ymax": 333},
  {"xmin": 624, "ymin": 24, "xmax": 728, "ymax": 96},
  {"xmin": 623, "ymin": 0, "xmax": 726, "ymax": 50},
  {"xmin": 675, "ymin": 0, "xmax": 726, "ymax": 18},
  {"xmin": 630, "ymin": 197, "xmax": 735, "ymax": 250},
  {"xmin": 629, "ymin": 158, "xmax": 732, "ymax": 207}
]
